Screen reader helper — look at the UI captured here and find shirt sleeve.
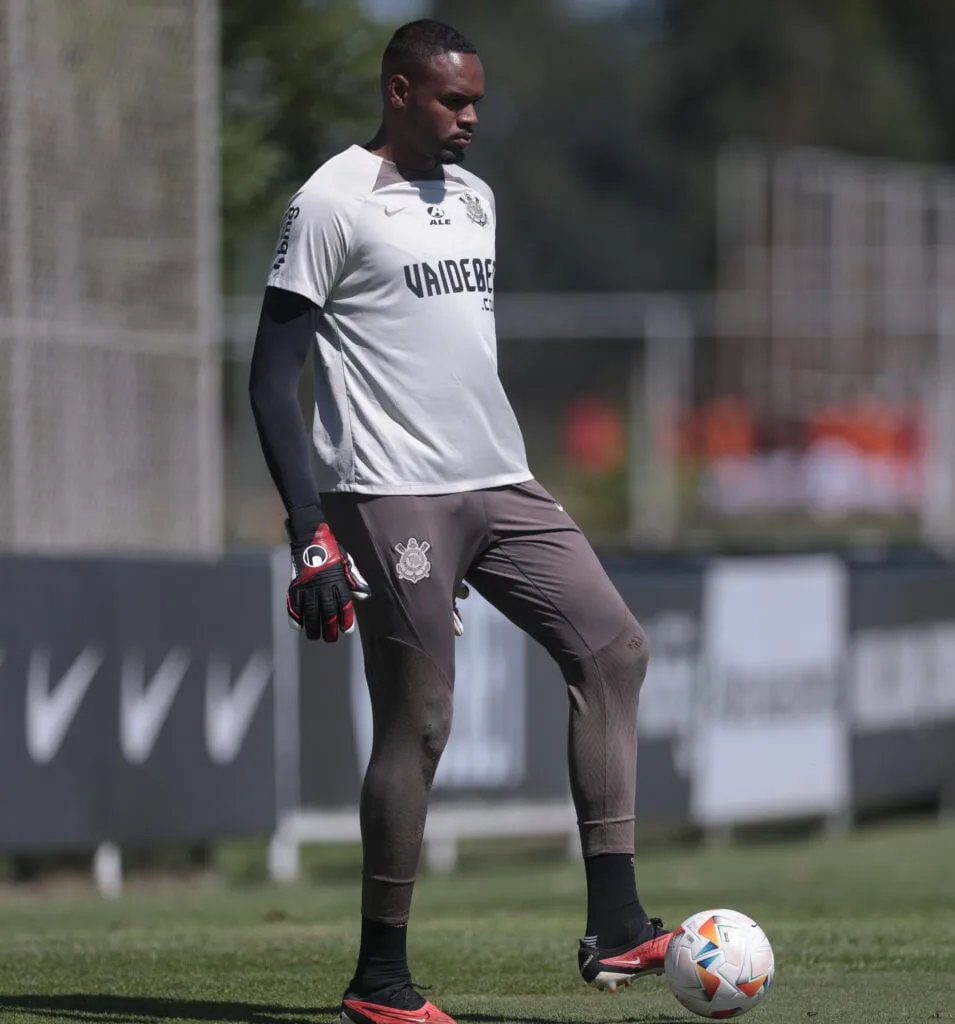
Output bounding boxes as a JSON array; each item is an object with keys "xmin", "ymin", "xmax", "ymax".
[
  {"xmin": 248, "ymin": 287, "xmax": 321, "ymax": 513},
  {"xmin": 266, "ymin": 185, "xmax": 351, "ymax": 308}
]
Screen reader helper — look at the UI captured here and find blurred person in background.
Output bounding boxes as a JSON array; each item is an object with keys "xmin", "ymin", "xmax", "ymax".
[{"xmin": 248, "ymin": 17, "xmax": 670, "ymax": 1024}]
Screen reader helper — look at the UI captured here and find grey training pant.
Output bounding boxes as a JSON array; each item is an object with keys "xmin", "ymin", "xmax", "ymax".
[{"xmin": 322, "ymin": 480, "xmax": 649, "ymax": 924}]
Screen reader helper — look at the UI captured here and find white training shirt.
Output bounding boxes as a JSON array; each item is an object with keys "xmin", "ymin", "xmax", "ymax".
[{"xmin": 267, "ymin": 144, "xmax": 531, "ymax": 495}]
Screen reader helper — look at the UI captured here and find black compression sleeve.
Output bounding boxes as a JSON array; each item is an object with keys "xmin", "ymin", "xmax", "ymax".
[{"xmin": 248, "ymin": 286, "xmax": 322, "ymax": 514}]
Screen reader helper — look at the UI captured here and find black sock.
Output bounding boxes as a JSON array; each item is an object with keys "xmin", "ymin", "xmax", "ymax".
[
  {"xmin": 349, "ymin": 918, "xmax": 422, "ymax": 1008},
  {"xmin": 583, "ymin": 853, "xmax": 648, "ymax": 949}
]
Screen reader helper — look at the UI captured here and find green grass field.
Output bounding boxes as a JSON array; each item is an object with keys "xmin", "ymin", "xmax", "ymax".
[{"xmin": 0, "ymin": 818, "xmax": 953, "ymax": 1024}]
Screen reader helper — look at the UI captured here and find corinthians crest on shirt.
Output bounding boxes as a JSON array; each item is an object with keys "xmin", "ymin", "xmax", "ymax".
[
  {"xmin": 394, "ymin": 538, "xmax": 431, "ymax": 583},
  {"xmin": 459, "ymin": 192, "xmax": 489, "ymax": 227}
]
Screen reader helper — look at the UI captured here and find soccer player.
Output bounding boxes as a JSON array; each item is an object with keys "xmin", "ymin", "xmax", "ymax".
[{"xmin": 249, "ymin": 19, "xmax": 671, "ymax": 1024}]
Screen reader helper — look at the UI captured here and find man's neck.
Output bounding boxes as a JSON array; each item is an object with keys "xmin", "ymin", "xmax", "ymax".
[{"xmin": 365, "ymin": 128, "xmax": 437, "ymax": 174}]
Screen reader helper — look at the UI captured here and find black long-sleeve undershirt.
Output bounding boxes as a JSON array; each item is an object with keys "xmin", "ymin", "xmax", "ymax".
[{"xmin": 248, "ymin": 286, "xmax": 322, "ymax": 518}]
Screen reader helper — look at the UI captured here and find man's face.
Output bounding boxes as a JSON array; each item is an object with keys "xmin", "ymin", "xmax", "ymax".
[{"xmin": 388, "ymin": 52, "xmax": 484, "ymax": 165}]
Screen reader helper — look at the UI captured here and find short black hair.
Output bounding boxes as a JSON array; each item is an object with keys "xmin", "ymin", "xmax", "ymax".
[{"xmin": 381, "ymin": 19, "xmax": 476, "ymax": 84}]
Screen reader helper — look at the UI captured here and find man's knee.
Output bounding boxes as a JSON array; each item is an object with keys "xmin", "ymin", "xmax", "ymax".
[
  {"xmin": 407, "ymin": 646, "xmax": 453, "ymax": 773},
  {"xmin": 559, "ymin": 612, "xmax": 650, "ymax": 696},
  {"xmin": 365, "ymin": 637, "xmax": 454, "ymax": 778},
  {"xmin": 596, "ymin": 613, "xmax": 650, "ymax": 691}
]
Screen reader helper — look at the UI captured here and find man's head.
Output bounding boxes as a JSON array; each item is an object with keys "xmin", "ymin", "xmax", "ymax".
[{"xmin": 380, "ymin": 19, "xmax": 483, "ymax": 166}]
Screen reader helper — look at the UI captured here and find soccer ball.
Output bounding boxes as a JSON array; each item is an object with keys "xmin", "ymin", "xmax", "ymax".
[{"xmin": 664, "ymin": 908, "xmax": 774, "ymax": 1019}]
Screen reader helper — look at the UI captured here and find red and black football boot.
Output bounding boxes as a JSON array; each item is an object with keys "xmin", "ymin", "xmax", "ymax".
[
  {"xmin": 578, "ymin": 917, "xmax": 673, "ymax": 992},
  {"xmin": 341, "ymin": 984, "xmax": 457, "ymax": 1024}
]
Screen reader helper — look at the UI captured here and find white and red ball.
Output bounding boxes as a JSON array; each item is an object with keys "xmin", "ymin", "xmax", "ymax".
[{"xmin": 664, "ymin": 908, "xmax": 774, "ymax": 1019}]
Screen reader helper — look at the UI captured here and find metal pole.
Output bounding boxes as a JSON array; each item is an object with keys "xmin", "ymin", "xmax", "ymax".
[
  {"xmin": 628, "ymin": 299, "xmax": 693, "ymax": 546},
  {"xmin": 922, "ymin": 186, "xmax": 955, "ymax": 553},
  {"xmin": 7, "ymin": 0, "xmax": 31, "ymax": 550},
  {"xmin": 195, "ymin": 0, "xmax": 224, "ymax": 554}
]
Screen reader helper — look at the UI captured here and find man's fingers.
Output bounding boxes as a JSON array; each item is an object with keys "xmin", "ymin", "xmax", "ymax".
[
  {"xmin": 290, "ymin": 553, "xmax": 366, "ymax": 643},
  {"xmin": 346, "ymin": 553, "xmax": 372, "ymax": 599},
  {"xmin": 321, "ymin": 591, "xmax": 339, "ymax": 642},
  {"xmin": 319, "ymin": 588, "xmax": 341, "ymax": 643},
  {"xmin": 322, "ymin": 614, "xmax": 340, "ymax": 643},
  {"xmin": 452, "ymin": 580, "xmax": 469, "ymax": 637},
  {"xmin": 301, "ymin": 591, "xmax": 323, "ymax": 641},
  {"xmin": 340, "ymin": 594, "xmax": 356, "ymax": 635},
  {"xmin": 286, "ymin": 591, "xmax": 304, "ymax": 631}
]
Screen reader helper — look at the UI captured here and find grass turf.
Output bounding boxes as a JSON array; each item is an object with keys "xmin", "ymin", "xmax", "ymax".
[{"xmin": 0, "ymin": 818, "xmax": 952, "ymax": 1024}]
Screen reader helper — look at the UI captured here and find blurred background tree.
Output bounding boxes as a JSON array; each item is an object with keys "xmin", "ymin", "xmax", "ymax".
[
  {"xmin": 223, "ymin": 0, "xmax": 955, "ymax": 294},
  {"xmin": 222, "ymin": 0, "xmax": 389, "ymax": 293},
  {"xmin": 879, "ymin": 0, "xmax": 955, "ymax": 163},
  {"xmin": 432, "ymin": 0, "xmax": 943, "ymax": 291}
]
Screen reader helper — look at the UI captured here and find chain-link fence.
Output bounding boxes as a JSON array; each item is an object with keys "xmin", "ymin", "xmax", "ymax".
[
  {"xmin": 707, "ymin": 145, "xmax": 955, "ymax": 550},
  {"xmin": 0, "ymin": 0, "xmax": 221, "ymax": 555}
]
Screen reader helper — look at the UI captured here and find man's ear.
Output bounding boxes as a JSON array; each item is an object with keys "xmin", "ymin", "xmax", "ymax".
[{"xmin": 386, "ymin": 72, "xmax": 411, "ymax": 110}]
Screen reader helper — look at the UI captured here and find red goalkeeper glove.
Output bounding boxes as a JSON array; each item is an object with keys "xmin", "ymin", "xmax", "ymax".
[{"xmin": 286, "ymin": 507, "xmax": 370, "ymax": 642}]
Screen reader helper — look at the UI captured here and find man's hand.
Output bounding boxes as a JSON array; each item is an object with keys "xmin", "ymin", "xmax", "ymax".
[
  {"xmin": 453, "ymin": 582, "xmax": 470, "ymax": 638},
  {"xmin": 287, "ymin": 512, "xmax": 370, "ymax": 642}
]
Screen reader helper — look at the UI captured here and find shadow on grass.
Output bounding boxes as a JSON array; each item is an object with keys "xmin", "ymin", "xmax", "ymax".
[
  {"xmin": 0, "ymin": 994, "xmax": 337, "ymax": 1023},
  {"xmin": 0, "ymin": 996, "xmax": 688, "ymax": 1024},
  {"xmin": 458, "ymin": 1015, "xmax": 687, "ymax": 1024}
]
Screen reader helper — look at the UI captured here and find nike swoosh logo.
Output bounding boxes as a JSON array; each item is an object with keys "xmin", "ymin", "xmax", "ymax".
[
  {"xmin": 27, "ymin": 646, "xmax": 104, "ymax": 763},
  {"xmin": 205, "ymin": 650, "xmax": 272, "ymax": 764},
  {"xmin": 600, "ymin": 953, "xmax": 644, "ymax": 968},
  {"xmin": 384, "ymin": 206, "xmax": 405, "ymax": 217},
  {"xmin": 121, "ymin": 647, "xmax": 191, "ymax": 764}
]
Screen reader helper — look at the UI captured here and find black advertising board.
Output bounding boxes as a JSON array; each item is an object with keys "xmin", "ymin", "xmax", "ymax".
[
  {"xmin": 0, "ymin": 554, "xmax": 277, "ymax": 851},
  {"xmin": 848, "ymin": 561, "xmax": 955, "ymax": 812}
]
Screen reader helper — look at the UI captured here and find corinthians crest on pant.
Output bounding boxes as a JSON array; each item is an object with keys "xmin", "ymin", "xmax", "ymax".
[{"xmin": 394, "ymin": 538, "xmax": 431, "ymax": 583}]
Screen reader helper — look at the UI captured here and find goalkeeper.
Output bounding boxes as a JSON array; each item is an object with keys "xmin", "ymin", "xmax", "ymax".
[{"xmin": 249, "ymin": 18, "xmax": 670, "ymax": 1024}]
